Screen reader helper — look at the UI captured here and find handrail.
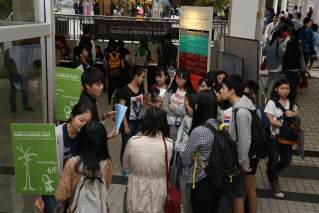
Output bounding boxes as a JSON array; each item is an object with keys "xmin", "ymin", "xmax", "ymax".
[{"xmin": 6, "ymin": 12, "xmax": 14, "ymax": 21}]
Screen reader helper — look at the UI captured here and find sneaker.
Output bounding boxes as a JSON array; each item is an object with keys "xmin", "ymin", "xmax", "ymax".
[
  {"xmin": 271, "ymin": 180, "xmax": 284, "ymax": 198},
  {"xmin": 11, "ymin": 108, "xmax": 17, "ymax": 113},
  {"xmin": 24, "ymin": 106, "xmax": 34, "ymax": 112},
  {"xmin": 123, "ymin": 171, "xmax": 129, "ymax": 179}
]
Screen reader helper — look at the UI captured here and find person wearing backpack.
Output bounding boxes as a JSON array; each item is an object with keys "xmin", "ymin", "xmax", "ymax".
[
  {"xmin": 105, "ymin": 42, "xmax": 125, "ymax": 107},
  {"xmin": 220, "ymin": 74, "xmax": 256, "ymax": 213},
  {"xmin": 55, "ymin": 121, "xmax": 113, "ymax": 213},
  {"xmin": 122, "ymin": 107, "xmax": 174, "ymax": 213},
  {"xmin": 117, "ymin": 40, "xmax": 131, "ymax": 82},
  {"xmin": 162, "ymin": 68, "xmax": 194, "ymax": 142},
  {"xmin": 215, "ymin": 83, "xmax": 232, "ymax": 132},
  {"xmin": 264, "ymin": 79, "xmax": 299, "ymax": 198},
  {"xmin": 262, "ymin": 31, "xmax": 284, "ymax": 94},
  {"xmin": 156, "ymin": 37, "xmax": 167, "ymax": 68},
  {"xmin": 76, "ymin": 27, "xmax": 96, "ymax": 66},
  {"xmin": 135, "ymin": 40, "xmax": 151, "ymax": 93},
  {"xmin": 34, "ymin": 101, "xmax": 93, "ymax": 213},
  {"xmin": 182, "ymin": 90, "xmax": 222, "ymax": 213},
  {"xmin": 147, "ymin": 67, "xmax": 170, "ymax": 108},
  {"xmin": 119, "ymin": 67, "xmax": 146, "ymax": 178}
]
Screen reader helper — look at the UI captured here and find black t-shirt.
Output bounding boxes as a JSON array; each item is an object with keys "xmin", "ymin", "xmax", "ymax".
[
  {"xmin": 148, "ymin": 84, "xmax": 160, "ymax": 103},
  {"xmin": 120, "ymin": 85, "xmax": 144, "ymax": 125},
  {"xmin": 62, "ymin": 123, "xmax": 79, "ymax": 165},
  {"xmin": 80, "ymin": 91, "xmax": 99, "ymax": 121}
]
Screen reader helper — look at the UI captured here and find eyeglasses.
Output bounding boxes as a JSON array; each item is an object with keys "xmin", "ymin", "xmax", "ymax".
[
  {"xmin": 198, "ymin": 85, "xmax": 207, "ymax": 89},
  {"xmin": 139, "ymin": 76, "xmax": 145, "ymax": 79},
  {"xmin": 176, "ymin": 77, "xmax": 186, "ymax": 81}
]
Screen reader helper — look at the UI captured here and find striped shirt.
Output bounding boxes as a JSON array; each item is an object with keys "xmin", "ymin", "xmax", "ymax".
[{"xmin": 182, "ymin": 118, "xmax": 220, "ymax": 184}]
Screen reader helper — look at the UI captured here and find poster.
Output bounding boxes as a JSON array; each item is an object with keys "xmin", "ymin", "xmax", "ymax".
[
  {"xmin": 11, "ymin": 124, "xmax": 59, "ymax": 195},
  {"xmin": 178, "ymin": 7, "xmax": 213, "ymax": 77},
  {"xmin": 56, "ymin": 67, "xmax": 82, "ymax": 121}
]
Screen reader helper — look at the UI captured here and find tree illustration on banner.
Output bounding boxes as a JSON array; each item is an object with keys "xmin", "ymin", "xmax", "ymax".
[{"xmin": 16, "ymin": 145, "xmax": 38, "ymax": 191}]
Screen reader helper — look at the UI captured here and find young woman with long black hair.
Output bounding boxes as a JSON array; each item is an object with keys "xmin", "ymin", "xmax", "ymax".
[
  {"xmin": 120, "ymin": 67, "xmax": 146, "ymax": 178},
  {"xmin": 262, "ymin": 31, "xmax": 284, "ymax": 94},
  {"xmin": 34, "ymin": 101, "xmax": 93, "ymax": 213},
  {"xmin": 162, "ymin": 68, "xmax": 194, "ymax": 142},
  {"xmin": 182, "ymin": 90, "xmax": 222, "ymax": 213},
  {"xmin": 264, "ymin": 79, "xmax": 299, "ymax": 198},
  {"xmin": 198, "ymin": 76, "xmax": 214, "ymax": 91},
  {"xmin": 55, "ymin": 121, "xmax": 112, "ymax": 213}
]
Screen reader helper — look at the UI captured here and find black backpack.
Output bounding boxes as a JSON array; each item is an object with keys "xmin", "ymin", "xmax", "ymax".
[
  {"xmin": 201, "ymin": 122, "xmax": 244, "ymax": 190},
  {"xmin": 234, "ymin": 108, "xmax": 270, "ymax": 159}
]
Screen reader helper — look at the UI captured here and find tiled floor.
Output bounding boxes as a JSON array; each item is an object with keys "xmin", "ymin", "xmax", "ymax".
[{"xmin": 0, "ymin": 73, "xmax": 319, "ymax": 213}]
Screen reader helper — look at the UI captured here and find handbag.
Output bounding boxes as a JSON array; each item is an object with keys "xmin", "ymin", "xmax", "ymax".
[
  {"xmin": 299, "ymin": 55, "xmax": 307, "ymax": 72},
  {"xmin": 299, "ymin": 28, "xmax": 316, "ymax": 56},
  {"xmin": 298, "ymin": 71, "xmax": 309, "ymax": 89},
  {"xmin": 170, "ymin": 150, "xmax": 178, "ymax": 188},
  {"xmin": 163, "ymin": 139, "xmax": 181, "ymax": 213},
  {"xmin": 260, "ymin": 56, "xmax": 267, "ymax": 71}
]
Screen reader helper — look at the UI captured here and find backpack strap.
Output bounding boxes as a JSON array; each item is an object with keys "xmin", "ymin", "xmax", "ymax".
[
  {"xmin": 114, "ymin": 53, "xmax": 120, "ymax": 60},
  {"xmin": 269, "ymin": 98, "xmax": 286, "ymax": 113},
  {"xmin": 200, "ymin": 122, "xmax": 217, "ymax": 134},
  {"xmin": 152, "ymin": 84, "xmax": 157, "ymax": 96}
]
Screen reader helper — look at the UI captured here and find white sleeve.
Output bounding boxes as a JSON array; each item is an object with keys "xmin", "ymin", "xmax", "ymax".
[
  {"xmin": 265, "ymin": 24, "xmax": 270, "ymax": 38},
  {"xmin": 224, "ymin": 108, "xmax": 232, "ymax": 126},
  {"xmin": 264, "ymin": 100, "xmax": 276, "ymax": 115}
]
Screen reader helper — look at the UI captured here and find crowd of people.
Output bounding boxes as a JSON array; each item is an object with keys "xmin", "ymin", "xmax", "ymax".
[{"xmin": 263, "ymin": 5, "xmax": 318, "ymax": 98}]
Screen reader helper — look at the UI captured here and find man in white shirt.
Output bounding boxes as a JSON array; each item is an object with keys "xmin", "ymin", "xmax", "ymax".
[{"xmin": 265, "ymin": 14, "xmax": 278, "ymax": 41}]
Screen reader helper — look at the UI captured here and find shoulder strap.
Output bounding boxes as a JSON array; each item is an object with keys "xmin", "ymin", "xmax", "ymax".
[
  {"xmin": 115, "ymin": 53, "xmax": 120, "ymax": 59},
  {"xmin": 109, "ymin": 53, "xmax": 114, "ymax": 59},
  {"xmin": 163, "ymin": 139, "xmax": 170, "ymax": 196},
  {"xmin": 270, "ymin": 98, "xmax": 286, "ymax": 113}
]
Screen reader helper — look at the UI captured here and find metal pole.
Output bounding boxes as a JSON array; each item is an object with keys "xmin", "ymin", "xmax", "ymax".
[{"xmin": 74, "ymin": 16, "xmax": 76, "ymax": 40}]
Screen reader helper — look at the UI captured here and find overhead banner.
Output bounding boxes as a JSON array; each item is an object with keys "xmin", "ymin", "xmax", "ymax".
[
  {"xmin": 11, "ymin": 124, "xmax": 59, "ymax": 195},
  {"xmin": 56, "ymin": 67, "xmax": 82, "ymax": 121},
  {"xmin": 178, "ymin": 7, "xmax": 213, "ymax": 79},
  {"xmin": 93, "ymin": 19, "xmax": 172, "ymax": 42}
]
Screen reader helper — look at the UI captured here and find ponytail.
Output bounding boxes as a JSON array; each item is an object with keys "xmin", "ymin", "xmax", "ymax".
[{"xmin": 269, "ymin": 31, "xmax": 282, "ymax": 46}]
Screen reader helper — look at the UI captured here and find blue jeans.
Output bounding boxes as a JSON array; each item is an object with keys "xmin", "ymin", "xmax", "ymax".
[
  {"xmin": 9, "ymin": 73, "xmax": 29, "ymax": 109},
  {"xmin": 120, "ymin": 122, "xmax": 142, "ymax": 166},
  {"xmin": 285, "ymin": 70, "xmax": 299, "ymax": 98},
  {"xmin": 267, "ymin": 138, "xmax": 292, "ymax": 183},
  {"xmin": 265, "ymin": 72, "xmax": 281, "ymax": 90},
  {"xmin": 42, "ymin": 195, "xmax": 56, "ymax": 213}
]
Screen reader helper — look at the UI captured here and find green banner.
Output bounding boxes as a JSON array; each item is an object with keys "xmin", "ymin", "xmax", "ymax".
[
  {"xmin": 56, "ymin": 67, "xmax": 82, "ymax": 121},
  {"xmin": 11, "ymin": 124, "xmax": 59, "ymax": 195}
]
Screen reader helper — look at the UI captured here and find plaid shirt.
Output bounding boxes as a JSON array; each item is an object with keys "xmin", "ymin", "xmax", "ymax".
[
  {"xmin": 299, "ymin": 26, "xmax": 315, "ymax": 54},
  {"xmin": 182, "ymin": 118, "xmax": 219, "ymax": 184}
]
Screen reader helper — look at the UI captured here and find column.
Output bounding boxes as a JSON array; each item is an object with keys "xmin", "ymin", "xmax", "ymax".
[
  {"xmin": 297, "ymin": 0, "xmax": 301, "ymax": 11},
  {"xmin": 302, "ymin": 0, "xmax": 310, "ymax": 19},
  {"xmin": 314, "ymin": 0, "xmax": 319, "ymax": 24},
  {"xmin": 255, "ymin": 0, "xmax": 266, "ymax": 42},
  {"xmin": 273, "ymin": 0, "xmax": 278, "ymax": 12},
  {"xmin": 282, "ymin": 0, "xmax": 287, "ymax": 12}
]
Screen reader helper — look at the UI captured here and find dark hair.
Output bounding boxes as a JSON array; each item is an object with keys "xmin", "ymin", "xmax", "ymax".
[
  {"xmin": 72, "ymin": 121, "xmax": 111, "ymax": 182},
  {"xmin": 110, "ymin": 42, "xmax": 118, "ymax": 51},
  {"xmin": 280, "ymin": 11, "xmax": 284, "ymax": 14},
  {"xmin": 245, "ymin": 80, "xmax": 259, "ymax": 95},
  {"xmin": 270, "ymin": 8, "xmax": 274, "ymax": 12},
  {"xmin": 290, "ymin": 29, "xmax": 300, "ymax": 39},
  {"xmin": 270, "ymin": 79, "xmax": 295, "ymax": 104},
  {"xmin": 81, "ymin": 67, "xmax": 106, "ymax": 91},
  {"xmin": 67, "ymin": 101, "xmax": 94, "ymax": 123},
  {"xmin": 189, "ymin": 90, "xmax": 218, "ymax": 134},
  {"xmin": 73, "ymin": 46, "xmax": 85, "ymax": 58},
  {"xmin": 288, "ymin": 14, "xmax": 293, "ymax": 19},
  {"xmin": 155, "ymin": 67, "xmax": 171, "ymax": 85},
  {"xmin": 185, "ymin": 90, "xmax": 198, "ymax": 104},
  {"xmin": 216, "ymin": 70, "xmax": 228, "ymax": 79},
  {"xmin": 168, "ymin": 68, "xmax": 194, "ymax": 93},
  {"xmin": 140, "ymin": 40, "xmax": 149, "ymax": 51},
  {"xmin": 148, "ymin": 5, "xmax": 152, "ymax": 9},
  {"xmin": 243, "ymin": 92, "xmax": 255, "ymax": 105},
  {"xmin": 222, "ymin": 74, "xmax": 245, "ymax": 97},
  {"xmin": 303, "ymin": 17, "xmax": 311, "ymax": 25},
  {"xmin": 118, "ymin": 40, "xmax": 124, "ymax": 48},
  {"xmin": 273, "ymin": 14, "xmax": 278, "ymax": 18},
  {"xmin": 95, "ymin": 45, "xmax": 103, "ymax": 57},
  {"xmin": 296, "ymin": 13, "xmax": 301, "ymax": 19},
  {"xmin": 198, "ymin": 77, "xmax": 214, "ymax": 89},
  {"xmin": 140, "ymin": 107, "xmax": 170, "ymax": 138},
  {"xmin": 269, "ymin": 31, "xmax": 282, "ymax": 46},
  {"xmin": 164, "ymin": 33, "xmax": 172, "ymax": 41},
  {"xmin": 311, "ymin": 24, "xmax": 318, "ymax": 32},
  {"xmin": 167, "ymin": 60, "xmax": 177, "ymax": 69},
  {"xmin": 94, "ymin": 1, "xmax": 99, "ymax": 7},
  {"xmin": 279, "ymin": 16, "xmax": 285, "ymax": 23},
  {"xmin": 204, "ymin": 72, "xmax": 216, "ymax": 84},
  {"xmin": 294, "ymin": 5, "xmax": 298, "ymax": 9},
  {"xmin": 215, "ymin": 84, "xmax": 232, "ymax": 110},
  {"xmin": 306, "ymin": 12, "xmax": 312, "ymax": 18},
  {"xmin": 83, "ymin": 27, "xmax": 90, "ymax": 35},
  {"xmin": 128, "ymin": 66, "xmax": 145, "ymax": 83},
  {"xmin": 283, "ymin": 19, "xmax": 291, "ymax": 27},
  {"xmin": 281, "ymin": 24, "xmax": 289, "ymax": 33},
  {"xmin": 286, "ymin": 37, "xmax": 302, "ymax": 58}
]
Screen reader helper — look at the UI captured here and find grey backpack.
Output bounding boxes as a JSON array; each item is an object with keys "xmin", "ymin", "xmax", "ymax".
[
  {"xmin": 70, "ymin": 156, "xmax": 109, "ymax": 213},
  {"xmin": 135, "ymin": 47, "xmax": 149, "ymax": 67}
]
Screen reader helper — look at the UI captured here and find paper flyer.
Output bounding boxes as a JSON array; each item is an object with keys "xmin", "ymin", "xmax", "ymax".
[
  {"xmin": 159, "ymin": 89, "xmax": 166, "ymax": 98},
  {"xmin": 11, "ymin": 124, "xmax": 59, "ymax": 195},
  {"xmin": 115, "ymin": 104, "xmax": 128, "ymax": 133}
]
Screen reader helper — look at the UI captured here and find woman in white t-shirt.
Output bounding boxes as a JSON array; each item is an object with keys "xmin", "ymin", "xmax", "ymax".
[
  {"xmin": 264, "ymin": 79, "xmax": 300, "ymax": 199},
  {"xmin": 215, "ymin": 84, "xmax": 232, "ymax": 132},
  {"xmin": 162, "ymin": 68, "xmax": 194, "ymax": 142}
]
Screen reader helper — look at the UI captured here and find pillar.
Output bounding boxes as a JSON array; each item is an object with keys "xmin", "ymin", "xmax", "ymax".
[
  {"xmin": 282, "ymin": 0, "xmax": 287, "ymax": 12},
  {"xmin": 273, "ymin": 0, "xmax": 278, "ymax": 12},
  {"xmin": 302, "ymin": 0, "xmax": 310, "ymax": 19},
  {"xmin": 314, "ymin": 0, "xmax": 319, "ymax": 24},
  {"xmin": 296, "ymin": 0, "xmax": 301, "ymax": 11},
  {"xmin": 255, "ymin": 0, "xmax": 266, "ymax": 42}
]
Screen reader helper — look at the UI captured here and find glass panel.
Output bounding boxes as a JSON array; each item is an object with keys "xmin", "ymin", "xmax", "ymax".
[
  {"xmin": 0, "ymin": 37, "xmax": 45, "ymax": 212},
  {"xmin": 0, "ymin": 0, "xmax": 45, "ymax": 24}
]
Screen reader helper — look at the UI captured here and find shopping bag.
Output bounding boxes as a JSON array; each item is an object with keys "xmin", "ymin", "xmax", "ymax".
[
  {"xmin": 260, "ymin": 57, "xmax": 267, "ymax": 71},
  {"xmin": 297, "ymin": 129, "xmax": 305, "ymax": 160},
  {"xmin": 170, "ymin": 151, "xmax": 178, "ymax": 188},
  {"xmin": 298, "ymin": 71, "xmax": 309, "ymax": 89}
]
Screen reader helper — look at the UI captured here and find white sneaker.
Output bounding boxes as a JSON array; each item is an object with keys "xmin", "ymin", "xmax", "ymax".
[{"xmin": 271, "ymin": 180, "xmax": 284, "ymax": 198}]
